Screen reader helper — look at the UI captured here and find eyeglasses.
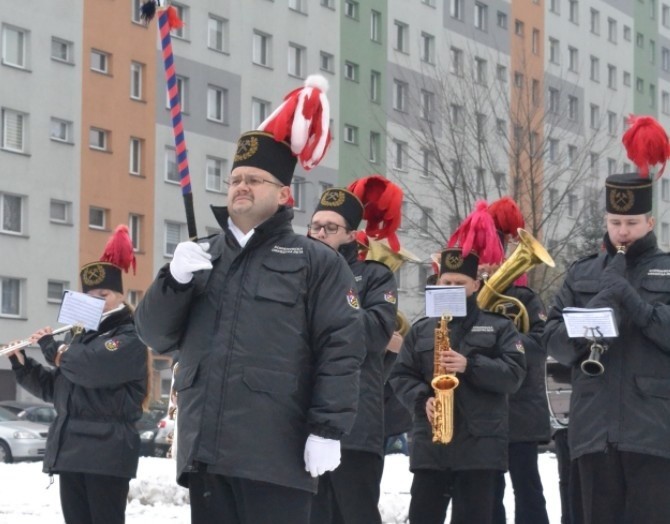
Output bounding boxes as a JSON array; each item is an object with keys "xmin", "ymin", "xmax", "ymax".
[
  {"xmin": 227, "ymin": 174, "xmax": 284, "ymax": 188},
  {"xmin": 308, "ymin": 222, "xmax": 349, "ymax": 235}
]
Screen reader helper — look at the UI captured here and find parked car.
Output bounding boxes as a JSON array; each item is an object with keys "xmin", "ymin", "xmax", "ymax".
[
  {"xmin": 0, "ymin": 406, "xmax": 49, "ymax": 463},
  {"xmin": 541, "ymin": 356, "xmax": 572, "ymax": 452},
  {"xmin": 0, "ymin": 401, "xmax": 57, "ymax": 426},
  {"xmin": 135, "ymin": 403, "xmax": 168, "ymax": 457},
  {"xmin": 153, "ymin": 414, "xmax": 175, "ymax": 458}
]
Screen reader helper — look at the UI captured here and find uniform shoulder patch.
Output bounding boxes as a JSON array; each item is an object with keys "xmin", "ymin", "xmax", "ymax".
[
  {"xmin": 104, "ymin": 339, "xmax": 120, "ymax": 351},
  {"xmin": 346, "ymin": 288, "xmax": 360, "ymax": 309},
  {"xmin": 383, "ymin": 290, "xmax": 397, "ymax": 304}
]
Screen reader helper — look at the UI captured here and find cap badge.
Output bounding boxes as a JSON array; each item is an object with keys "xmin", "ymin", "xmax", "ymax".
[
  {"xmin": 320, "ymin": 189, "xmax": 346, "ymax": 207},
  {"xmin": 82, "ymin": 264, "xmax": 106, "ymax": 287},
  {"xmin": 444, "ymin": 253, "xmax": 463, "ymax": 270},
  {"xmin": 234, "ymin": 136, "xmax": 259, "ymax": 162},
  {"xmin": 609, "ymin": 188, "xmax": 635, "ymax": 213}
]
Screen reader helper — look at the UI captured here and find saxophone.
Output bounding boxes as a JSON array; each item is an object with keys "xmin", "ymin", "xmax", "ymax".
[{"xmin": 431, "ymin": 314, "xmax": 460, "ymax": 444}]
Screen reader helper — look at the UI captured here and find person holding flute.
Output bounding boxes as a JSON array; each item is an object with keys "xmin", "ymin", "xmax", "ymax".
[{"xmin": 4, "ymin": 225, "xmax": 149, "ymax": 524}]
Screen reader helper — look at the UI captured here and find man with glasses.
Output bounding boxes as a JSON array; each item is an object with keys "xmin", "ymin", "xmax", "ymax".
[
  {"xmin": 308, "ymin": 186, "xmax": 398, "ymax": 524},
  {"xmin": 136, "ymin": 120, "xmax": 365, "ymax": 523}
]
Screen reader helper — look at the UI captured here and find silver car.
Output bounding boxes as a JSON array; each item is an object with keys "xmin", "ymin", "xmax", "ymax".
[{"xmin": 0, "ymin": 406, "xmax": 48, "ymax": 463}]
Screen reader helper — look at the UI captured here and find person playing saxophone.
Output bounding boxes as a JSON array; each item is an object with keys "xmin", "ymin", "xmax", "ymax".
[{"xmin": 390, "ymin": 246, "xmax": 526, "ymax": 524}]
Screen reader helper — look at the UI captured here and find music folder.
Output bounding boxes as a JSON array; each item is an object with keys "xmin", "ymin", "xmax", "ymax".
[
  {"xmin": 57, "ymin": 290, "xmax": 106, "ymax": 331},
  {"xmin": 425, "ymin": 286, "xmax": 467, "ymax": 317},
  {"xmin": 562, "ymin": 307, "xmax": 619, "ymax": 338}
]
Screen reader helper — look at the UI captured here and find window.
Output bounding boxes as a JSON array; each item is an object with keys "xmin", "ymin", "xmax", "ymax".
[
  {"xmin": 623, "ymin": 71, "xmax": 631, "ymax": 87},
  {"xmin": 289, "ymin": 0, "xmax": 307, "ymax": 13},
  {"xmin": 450, "ymin": 47, "xmax": 463, "ymax": 75},
  {"xmin": 637, "ymin": 32, "xmax": 644, "ymax": 49},
  {"xmin": 663, "ymin": 91, "xmax": 670, "ymax": 114},
  {"xmin": 623, "ymin": 25, "xmax": 631, "ymax": 41},
  {"xmin": 89, "ymin": 206, "xmax": 107, "ymax": 230},
  {"xmin": 207, "ymin": 86, "xmax": 228, "ymax": 123},
  {"xmin": 663, "ymin": 223, "xmax": 670, "ymax": 245},
  {"xmin": 549, "ymin": 88, "xmax": 560, "ymax": 113},
  {"xmin": 371, "ymin": 11, "xmax": 382, "ymax": 42},
  {"xmin": 608, "ymin": 111, "xmax": 617, "ymax": 136},
  {"xmin": 450, "ymin": 0, "xmax": 464, "ymax": 20},
  {"xmin": 393, "ymin": 80, "xmax": 408, "ymax": 112},
  {"xmin": 343, "ymin": 124, "xmax": 358, "ymax": 144},
  {"xmin": 497, "ymin": 64, "xmax": 507, "ymax": 83},
  {"xmin": 651, "ymin": 39, "xmax": 657, "ymax": 64},
  {"xmin": 206, "ymin": 156, "xmax": 226, "ymax": 192},
  {"xmin": 474, "ymin": 3, "xmax": 488, "ymax": 31},
  {"xmin": 568, "ymin": 46, "xmax": 578, "ymax": 72},
  {"xmin": 127, "ymin": 290, "xmax": 143, "ymax": 308},
  {"xmin": 1, "ymin": 193, "xmax": 23, "ymax": 234},
  {"xmin": 251, "ymin": 98, "xmax": 271, "ymax": 128},
  {"xmin": 90, "ymin": 49, "xmax": 109, "ymax": 73},
  {"xmin": 132, "ymin": 0, "xmax": 144, "ymax": 23},
  {"xmin": 394, "ymin": 21, "xmax": 409, "ymax": 53},
  {"xmin": 664, "ymin": 4, "xmax": 670, "ymax": 27},
  {"xmin": 170, "ymin": 3, "xmax": 187, "ymax": 39},
  {"xmin": 604, "ymin": 64, "xmax": 616, "ymax": 90},
  {"xmin": 165, "ymin": 222, "xmax": 185, "ymax": 256},
  {"xmin": 2, "ymin": 109, "xmax": 25, "ymax": 152},
  {"xmin": 568, "ymin": 95, "xmax": 578, "ymax": 120},
  {"xmin": 0, "ymin": 277, "xmax": 21, "ymax": 317},
  {"xmin": 393, "ymin": 140, "xmax": 407, "ymax": 170},
  {"xmin": 637, "ymin": 77, "xmax": 644, "ymax": 93},
  {"xmin": 590, "ymin": 152, "xmax": 599, "ymax": 176},
  {"xmin": 497, "ymin": 11, "xmax": 508, "ymax": 29},
  {"xmin": 663, "ymin": 48, "xmax": 670, "ymax": 72},
  {"xmin": 590, "ymin": 56, "xmax": 600, "ymax": 82},
  {"xmin": 608, "ymin": 18, "xmax": 617, "ymax": 43},
  {"xmin": 532, "ymin": 79, "xmax": 540, "ymax": 106},
  {"xmin": 344, "ymin": 1, "xmax": 359, "ymax": 19},
  {"xmin": 476, "ymin": 113, "xmax": 486, "ymax": 141},
  {"xmin": 288, "ymin": 43, "xmax": 305, "ymax": 78},
  {"xmin": 50, "ymin": 199, "xmax": 71, "ymax": 224},
  {"xmin": 344, "ymin": 61, "xmax": 359, "ymax": 81},
  {"xmin": 47, "ymin": 280, "xmax": 67, "ymax": 303},
  {"xmin": 421, "ymin": 90, "xmax": 434, "ymax": 120},
  {"xmin": 130, "ymin": 61, "xmax": 143, "ymax": 100},
  {"xmin": 493, "ymin": 172, "xmax": 507, "ymax": 191},
  {"xmin": 422, "ymin": 150, "xmax": 435, "ymax": 177},
  {"xmin": 496, "ymin": 118, "xmax": 507, "ymax": 136},
  {"xmin": 370, "ymin": 70, "xmax": 381, "ymax": 102},
  {"xmin": 663, "ymin": 179, "xmax": 670, "ymax": 201},
  {"xmin": 2, "ymin": 25, "xmax": 27, "ymax": 68},
  {"xmin": 550, "ymin": 0, "xmax": 560, "ymax": 13},
  {"xmin": 475, "ymin": 57, "xmax": 487, "ymax": 85},
  {"xmin": 450, "ymin": 104, "xmax": 464, "ymax": 127},
  {"xmin": 515, "ymin": 19, "xmax": 525, "ymax": 36},
  {"xmin": 320, "ymin": 51, "xmax": 334, "ymax": 73},
  {"xmin": 51, "ymin": 37, "xmax": 73, "ymax": 63},
  {"xmin": 567, "ymin": 193, "xmax": 577, "ymax": 217},
  {"xmin": 569, "ymin": 0, "xmax": 579, "ymax": 23},
  {"xmin": 650, "ymin": 84, "xmax": 657, "ymax": 108},
  {"xmin": 532, "ymin": 29, "xmax": 540, "ymax": 55},
  {"xmin": 166, "ymin": 75, "xmax": 188, "ymax": 111},
  {"xmin": 369, "ymin": 131, "xmax": 380, "ymax": 163},
  {"xmin": 590, "ymin": 9, "xmax": 600, "ymax": 34},
  {"xmin": 568, "ymin": 144, "xmax": 578, "ymax": 164},
  {"xmin": 89, "ymin": 127, "xmax": 108, "ymax": 151},
  {"xmin": 549, "ymin": 38, "xmax": 560, "ymax": 64},
  {"xmin": 421, "ymin": 32, "xmax": 435, "ymax": 64},
  {"xmin": 129, "ymin": 214, "xmax": 142, "ymax": 251},
  {"xmin": 549, "ymin": 188, "xmax": 559, "ymax": 208},
  {"xmin": 129, "ymin": 137, "xmax": 142, "ymax": 175},
  {"xmin": 590, "ymin": 104, "xmax": 600, "ymax": 129},
  {"xmin": 607, "ymin": 158, "xmax": 617, "ymax": 175},
  {"xmin": 252, "ymin": 31, "xmax": 272, "ymax": 67},
  {"xmin": 292, "ymin": 177, "xmax": 304, "ymax": 210},
  {"xmin": 514, "ymin": 71, "xmax": 524, "ymax": 88},
  {"xmin": 165, "ymin": 146, "xmax": 179, "ymax": 182},
  {"xmin": 208, "ymin": 15, "xmax": 229, "ymax": 53}
]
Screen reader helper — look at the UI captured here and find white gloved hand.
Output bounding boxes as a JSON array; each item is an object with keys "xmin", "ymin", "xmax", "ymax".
[
  {"xmin": 304, "ymin": 434, "xmax": 341, "ymax": 478},
  {"xmin": 169, "ymin": 242, "xmax": 212, "ymax": 284}
]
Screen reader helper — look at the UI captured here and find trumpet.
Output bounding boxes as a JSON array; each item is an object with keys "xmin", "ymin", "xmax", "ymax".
[
  {"xmin": 581, "ymin": 339, "xmax": 608, "ymax": 376},
  {"xmin": 0, "ymin": 304, "xmax": 126, "ymax": 357}
]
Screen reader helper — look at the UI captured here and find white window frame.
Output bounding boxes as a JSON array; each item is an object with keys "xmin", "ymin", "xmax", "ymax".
[
  {"xmin": 164, "ymin": 221, "xmax": 185, "ymax": 257},
  {"xmin": 51, "ymin": 37, "xmax": 73, "ymax": 64},
  {"xmin": 2, "ymin": 25, "xmax": 28, "ymax": 69},
  {"xmin": 130, "ymin": 61, "xmax": 143, "ymax": 100},
  {"xmin": 393, "ymin": 140, "xmax": 407, "ymax": 171},
  {"xmin": 89, "ymin": 127, "xmax": 108, "ymax": 151},
  {"xmin": 393, "ymin": 80, "xmax": 408, "ymax": 112},
  {"xmin": 474, "ymin": 2, "xmax": 488, "ymax": 31},
  {"xmin": 50, "ymin": 117, "xmax": 72, "ymax": 143},
  {"xmin": 251, "ymin": 98, "xmax": 271, "ymax": 128},
  {"xmin": 170, "ymin": 3, "xmax": 188, "ymax": 39},
  {"xmin": 90, "ymin": 49, "xmax": 110, "ymax": 74},
  {"xmin": 206, "ymin": 156, "xmax": 226, "ymax": 193},
  {"xmin": 344, "ymin": 1, "xmax": 359, "ymax": 19},
  {"xmin": 166, "ymin": 75, "xmax": 188, "ymax": 112},
  {"xmin": 450, "ymin": 47, "xmax": 463, "ymax": 75},
  {"xmin": 208, "ymin": 15, "xmax": 229, "ymax": 53},
  {"xmin": 343, "ymin": 124, "xmax": 358, "ymax": 144},
  {"xmin": 370, "ymin": 70, "xmax": 381, "ymax": 102},
  {"xmin": 292, "ymin": 177, "xmax": 304, "ymax": 211},
  {"xmin": 89, "ymin": 206, "xmax": 107, "ymax": 230},
  {"xmin": 475, "ymin": 57, "xmax": 487, "ymax": 85},
  {"xmin": 320, "ymin": 51, "xmax": 334, "ymax": 73},
  {"xmin": 369, "ymin": 131, "xmax": 380, "ymax": 163},
  {"xmin": 549, "ymin": 38, "xmax": 560, "ymax": 64},
  {"xmin": 288, "ymin": 0, "xmax": 308, "ymax": 14},
  {"xmin": 2, "ymin": 109, "xmax": 26, "ymax": 152},
  {"xmin": 421, "ymin": 32, "xmax": 435, "ymax": 64},
  {"xmin": 129, "ymin": 214, "xmax": 142, "ymax": 251},
  {"xmin": 421, "ymin": 90, "xmax": 434, "ymax": 120},
  {"xmin": 129, "ymin": 137, "xmax": 142, "ymax": 175},
  {"xmin": 288, "ymin": 43, "xmax": 306, "ymax": 78},
  {"xmin": 344, "ymin": 61, "xmax": 359, "ymax": 81},
  {"xmin": 0, "ymin": 277, "xmax": 22, "ymax": 317},
  {"xmin": 252, "ymin": 31, "xmax": 272, "ymax": 67},
  {"xmin": 207, "ymin": 85, "xmax": 227, "ymax": 123},
  {"xmin": 568, "ymin": 96, "xmax": 578, "ymax": 121},
  {"xmin": 450, "ymin": 0, "xmax": 464, "ymax": 20},
  {"xmin": 394, "ymin": 21, "xmax": 408, "ymax": 53},
  {"xmin": 47, "ymin": 280, "xmax": 68, "ymax": 303},
  {"xmin": 49, "ymin": 199, "xmax": 71, "ymax": 224},
  {"xmin": 165, "ymin": 146, "xmax": 179, "ymax": 183},
  {"xmin": 0, "ymin": 193, "xmax": 23, "ymax": 234},
  {"xmin": 371, "ymin": 10, "xmax": 382, "ymax": 43}
]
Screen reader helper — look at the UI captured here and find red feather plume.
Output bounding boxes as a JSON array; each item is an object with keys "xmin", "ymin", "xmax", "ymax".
[
  {"xmin": 100, "ymin": 225, "xmax": 137, "ymax": 275},
  {"xmin": 622, "ymin": 114, "xmax": 670, "ymax": 179},
  {"xmin": 448, "ymin": 200, "xmax": 504, "ymax": 264},
  {"xmin": 488, "ymin": 197, "xmax": 525, "ymax": 239},
  {"xmin": 347, "ymin": 175, "xmax": 403, "ymax": 252}
]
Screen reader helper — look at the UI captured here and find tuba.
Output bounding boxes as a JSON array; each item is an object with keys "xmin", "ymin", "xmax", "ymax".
[
  {"xmin": 477, "ymin": 229, "xmax": 555, "ymax": 333},
  {"xmin": 431, "ymin": 314, "xmax": 459, "ymax": 444}
]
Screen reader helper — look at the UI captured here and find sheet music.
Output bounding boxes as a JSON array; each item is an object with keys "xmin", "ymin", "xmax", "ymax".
[
  {"xmin": 425, "ymin": 286, "xmax": 467, "ymax": 317},
  {"xmin": 57, "ymin": 290, "xmax": 105, "ymax": 331},
  {"xmin": 562, "ymin": 307, "xmax": 619, "ymax": 338}
]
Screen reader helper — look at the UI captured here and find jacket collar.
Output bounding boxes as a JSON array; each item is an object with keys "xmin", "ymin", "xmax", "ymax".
[
  {"xmin": 210, "ymin": 205, "xmax": 295, "ymax": 249},
  {"xmin": 338, "ymin": 241, "xmax": 359, "ymax": 265}
]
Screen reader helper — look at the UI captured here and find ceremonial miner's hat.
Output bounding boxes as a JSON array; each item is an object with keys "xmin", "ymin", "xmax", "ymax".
[
  {"xmin": 231, "ymin": 75, "xmax": 332, "ymax": 186},
  {"xmin": 313, "ymin": 188, "xmax": 364, "ymax": 230},
  {"xmin": 80, "ymin": 225, "xmax": 136, "ymax": 294},
  {"xmin": 439, "ymin": 247, "xmax": 479, "ymax": 279}
]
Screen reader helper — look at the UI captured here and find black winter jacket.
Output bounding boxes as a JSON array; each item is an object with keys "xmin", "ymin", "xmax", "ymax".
[
  {"xmin": 544, "ymin": 232, "xmax": 670, "ymax": 461},
  {"xmin": 10, "ymin": 307, "xmax": 147, "ymax": 479},
  {"xmin": 135, "ymin": 206, "xmax": 364, "ymax": 493},
  {"xmin": 338, "ymin": 242, "xmax": 397, "ymax": 457},
  {"xmin": 390, "ymin": 298, "xmax": 526, "ymax": 472}
]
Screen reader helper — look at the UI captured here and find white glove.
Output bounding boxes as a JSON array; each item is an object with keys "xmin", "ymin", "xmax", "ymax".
[
  {"xmin": 304, "ymin": 434, "xmax": 341, "ymax": 478},
  {"xmin": 169, "ymin": 242, "xmax": 212, "ymax": 284}
]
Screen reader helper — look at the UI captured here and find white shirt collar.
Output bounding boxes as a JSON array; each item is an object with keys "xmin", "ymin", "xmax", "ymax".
[{"xmin": 228, "ymin": 218, "xmax": 255, "ymax": 248}]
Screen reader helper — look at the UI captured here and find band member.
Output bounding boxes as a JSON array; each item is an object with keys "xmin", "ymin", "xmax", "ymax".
[
  {"xmin": 481, "ymin": 198, "xmax": 552, "ymax": 524},
  {"xmin": 308, "ymin": 179, "xmax": 399, "ymax": 524},
  {"xmin": 5, "ymin": 225, "xmax": 148, "ymax": 524},
  {"xmin": 135, "ymin": 76, "xmax": 364, "ymax": 524},
  {"xmin": 543, "ymin": 115, "xmax": 670, "ymax": 524},
  {"xmin": 390, "ymin": 247, "xmax": 526, "ymax": 524}
]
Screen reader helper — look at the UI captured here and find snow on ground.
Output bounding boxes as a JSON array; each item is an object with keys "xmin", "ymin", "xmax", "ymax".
[{"xmin": 0, "ymin": 452, "xmax": 563, "ymax": 523}]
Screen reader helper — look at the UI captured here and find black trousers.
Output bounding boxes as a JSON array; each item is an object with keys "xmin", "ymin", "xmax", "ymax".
[
  {"xmin": 554, "ymin": 428, "xmax": 582, "ymax": 524},
  {"xmin": 310, "ymin": 449, "xmax": 384, "ymax": 524},
  {"xmin": 409, "ymin": 469, "xmax": 497, "ymax": 524},
  {"xmin": 189, "ymin": 472, "xmax": 312, "ymax": 524},
  {"xmin": 492, "ymin": 441, "xmax": 549, "ymax": 524},
  {"xmin": 59, "ymin": 472, "xmax": 130, "ymax": 524},
  {"xmin": 575, "ymin": 445, "xmax": 670, "ymax": 524}
]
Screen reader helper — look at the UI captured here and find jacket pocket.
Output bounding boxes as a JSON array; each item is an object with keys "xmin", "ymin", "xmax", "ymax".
[
  {"xmin": 255, "ymin": 257, "xmax": 306, "ymax": 306},
  {"xmin": 68, "ymin": 419, "xmax": 114, "ymax": 439},
  {"xmin": 635, "ymin": 375, "xmax": 670, "ymax": 399},
  {"xmin": 242, "ymin": 366, "xmax": 298, "ymax": 396},
  {"xmin": 173, "ymin": 363, "xmax": 198, "ymax": 393}
]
